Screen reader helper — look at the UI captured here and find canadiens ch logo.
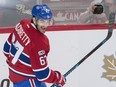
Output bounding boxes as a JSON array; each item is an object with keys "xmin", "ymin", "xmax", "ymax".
[
  {"xmin": 102, "ymin": 54, "xmax": 116, "ymax": 81},
  {"xmin": 38, "ymin": 50, "xmax": 45, "ymax": 56}
]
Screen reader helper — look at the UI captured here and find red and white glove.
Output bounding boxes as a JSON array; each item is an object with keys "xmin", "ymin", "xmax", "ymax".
[{"xmin": 55, "ymin": 71, "xmax": 66, "ymax": 87}]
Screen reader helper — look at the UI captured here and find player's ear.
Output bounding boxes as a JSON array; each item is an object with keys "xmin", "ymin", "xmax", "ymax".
[{"xmin": 32, "ymin": 17, "xmax": 36, "ymax": 25}]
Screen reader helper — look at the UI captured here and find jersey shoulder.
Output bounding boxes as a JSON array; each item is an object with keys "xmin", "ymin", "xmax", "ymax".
[
  {"xmin": 18, "ymin": 19, "xmax": 31, "ymax": 31},
  {"xmin": 14, "ymin": 19, "xmax": 31, "ymax": 46}
]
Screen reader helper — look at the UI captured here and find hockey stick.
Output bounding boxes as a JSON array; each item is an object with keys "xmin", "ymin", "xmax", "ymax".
[{"xmin": 51, "ymin": 12, "xmax": 115, "ymax": 87}]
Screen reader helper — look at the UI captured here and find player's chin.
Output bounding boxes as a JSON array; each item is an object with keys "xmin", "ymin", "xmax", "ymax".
[
  {"xmin": 41, "ymin": 29, "xmax": 46, "ymax": 34},
  {"xmin": 42, "ymin": 28, "xmax": 47, "ymax": 33},
  {"xmin": 39, "ymin": 27, "xmax": 46, "ymax": 33}
]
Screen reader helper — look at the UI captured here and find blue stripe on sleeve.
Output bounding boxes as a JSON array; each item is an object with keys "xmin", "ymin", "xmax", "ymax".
[
  {"xmin": 34, "ymin": 67, "xmax": 50, "ymax": 80},
  {"xmin": 19, "ymin": 54, "xmax": 30, "ymax": 64},
  {"xmin": 10, "ymin": 44, "xmax": 17, "ymax": 56},
  {"xmin": 3, "ymin": 41, "xmax": 11, "ymax": 53}
]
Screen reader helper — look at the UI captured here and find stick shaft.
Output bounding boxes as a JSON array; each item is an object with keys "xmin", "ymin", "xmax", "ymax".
[
  {"xmin": 51, "ymin": 12, "xmax": 115, "ymax": 87},
  {"xmin": 64, "ymin": 12, "xmax": 115, "ymax": 77}
]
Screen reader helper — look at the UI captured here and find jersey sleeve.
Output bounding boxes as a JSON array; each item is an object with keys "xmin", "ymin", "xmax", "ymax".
[
  {"xmin": 3, "ymin": 30, "xmax": 14, "ymax": 58},
  {"xmin": 29, "ymin": 42, "xmax": 62, "ymax": 84}
]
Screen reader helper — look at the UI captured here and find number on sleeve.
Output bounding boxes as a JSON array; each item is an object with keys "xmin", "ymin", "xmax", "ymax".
[{"xmin": 40, "ymin": 55, "xmax": 47, "ymax": 65}]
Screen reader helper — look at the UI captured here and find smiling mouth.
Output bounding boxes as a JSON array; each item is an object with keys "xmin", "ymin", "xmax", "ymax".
[
  {"xmin": 42, "ymin": 27, "xmax": 46, "ymax": 30},
  {"xmin": 41, "ymin": 26, "xmax": 47, "ymax": 31}
]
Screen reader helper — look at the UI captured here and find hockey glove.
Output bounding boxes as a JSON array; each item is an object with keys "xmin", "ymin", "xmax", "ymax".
[{"xmin": 55, "ymin": 71, "xmax": 66, "ymax": 87}]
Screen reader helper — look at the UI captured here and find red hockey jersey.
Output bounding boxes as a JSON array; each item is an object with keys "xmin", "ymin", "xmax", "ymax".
[{"xmin": 3, "ymin": 19, "xmax": 60, "ymax": 83}]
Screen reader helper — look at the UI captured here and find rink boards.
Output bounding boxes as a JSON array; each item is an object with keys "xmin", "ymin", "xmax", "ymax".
[{"xmin": 0, "ymin": 24, "xmax": 116, "ymax": 87}]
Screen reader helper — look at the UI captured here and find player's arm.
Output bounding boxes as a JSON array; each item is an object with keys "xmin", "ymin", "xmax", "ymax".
[
  {"xmin": 3, "ymin": 20, "xmax": 27, "ymax": 58},
  {"xmin": 30, "ymin": 47, "xmax": 66, "ymax": 86},
  {"xmin": 3, "ymin": 31, "xmax": 14, "ymax": 58}
]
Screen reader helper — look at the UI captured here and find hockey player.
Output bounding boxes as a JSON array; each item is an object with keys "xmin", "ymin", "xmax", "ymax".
[{"xmin": 3, "ymin": 4, "xmax": 66, "ymax": 87}]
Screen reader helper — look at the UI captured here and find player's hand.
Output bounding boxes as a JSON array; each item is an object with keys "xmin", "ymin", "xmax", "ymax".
[{"xmin": 55, "ymin": 71, "xmax": 66, "ymax": 87}]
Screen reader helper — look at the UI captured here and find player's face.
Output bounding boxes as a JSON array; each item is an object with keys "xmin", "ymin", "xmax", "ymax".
[{"xmin": 37, "ymin": 19, "xmax": 52, "ymax": 34}]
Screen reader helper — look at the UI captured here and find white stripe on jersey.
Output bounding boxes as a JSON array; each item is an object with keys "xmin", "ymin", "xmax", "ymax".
[{"xmin": 33, "ymin": 66, "xmax": 48, "ymax": 72}]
